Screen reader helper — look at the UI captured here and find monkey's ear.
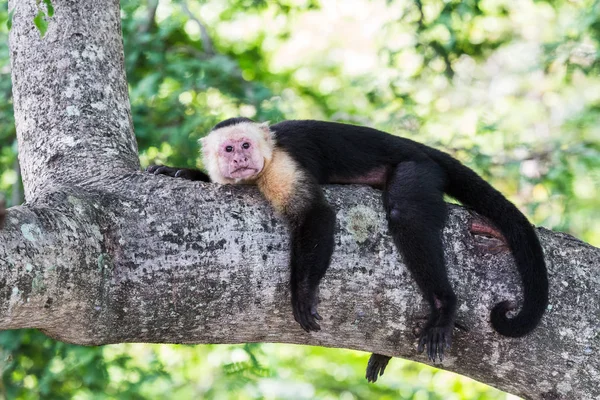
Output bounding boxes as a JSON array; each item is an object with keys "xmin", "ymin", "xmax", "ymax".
[{"xmin": 258, "ymin": 121, "xmax": 273, "ymax": 141}]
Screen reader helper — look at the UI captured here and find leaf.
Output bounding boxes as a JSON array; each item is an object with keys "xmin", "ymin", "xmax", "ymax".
[
  {"xmin": 33, "ymin": 10, "xmax": 48, "ymax": 37},
  {"xmin": 44, "ymin": 0, "xmax": 55, "ymax": 17},
  {"xmin": 7, "ymin": 7, "xmax": 15, "ymax": 30}
]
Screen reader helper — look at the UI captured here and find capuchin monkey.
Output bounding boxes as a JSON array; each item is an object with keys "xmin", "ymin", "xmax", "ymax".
[{"xmin": 147, "ymin": 117, "xmax": 548, "ymax": 383}]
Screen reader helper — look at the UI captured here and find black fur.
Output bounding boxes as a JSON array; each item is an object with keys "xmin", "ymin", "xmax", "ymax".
[
  {"xmin": 289, "ymin": 194, "xmax": 336, "ymax": 332},
  {"xmin": 149, "ymin": 118, "xmax": 549, "ymax": 381},
  {"xmin": 270, "ymin": 120, "xmax": 547, "ymax": 335},
  {"xmin": 211, "ymin": 117, "xmax": 255, "ymax": 131}
]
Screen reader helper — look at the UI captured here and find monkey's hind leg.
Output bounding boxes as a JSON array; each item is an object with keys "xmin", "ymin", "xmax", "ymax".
[{"xmin": 384, "ymin": 160, "xmax": 456, "ymax": 363}]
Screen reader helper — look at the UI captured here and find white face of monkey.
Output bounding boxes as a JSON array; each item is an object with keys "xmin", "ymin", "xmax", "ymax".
[{"xmin": 200, "ymin": 122, "xmax": 274, "ymax": 184}]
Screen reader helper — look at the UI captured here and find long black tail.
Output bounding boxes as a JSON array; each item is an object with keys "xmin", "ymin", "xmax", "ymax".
[{"xmin": 421, "ymin": 145, "xmax": 548, "ymax": 337}]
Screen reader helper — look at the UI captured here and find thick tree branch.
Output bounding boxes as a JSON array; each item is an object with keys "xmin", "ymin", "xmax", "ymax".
[{"xmin": 0, "ymin": 182, "xmax": 598, "ymax": 399}]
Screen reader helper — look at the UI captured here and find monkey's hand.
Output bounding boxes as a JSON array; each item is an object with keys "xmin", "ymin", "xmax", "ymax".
[
  {"xmin": 417, "ymin": 320, "xmax": 453, "ymax": 363},
  {"xmin": 146, "ymin": 165, "xmax": 210, "ymax": 182},
  {"xmin": 365, "ymin": 353, "xmax": 391, "ymax": 383},
  {"xmin": 291, "ymin": 285, "xmax": 322, "ymax": 332}
]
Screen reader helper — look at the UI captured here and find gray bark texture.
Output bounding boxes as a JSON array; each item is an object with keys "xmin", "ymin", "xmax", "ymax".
[{"xmin": 1, "ymin": 1, "xmax": 599, "ymax": 399}]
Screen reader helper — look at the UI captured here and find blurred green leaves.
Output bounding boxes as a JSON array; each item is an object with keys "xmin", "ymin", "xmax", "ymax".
[
  {"xmin": 0, "ymin": 330, "xmax": 170, "ymax": 400},
  {"xmin": 1, "ymin": 0, "xmax": 599, "ymax": 398}
]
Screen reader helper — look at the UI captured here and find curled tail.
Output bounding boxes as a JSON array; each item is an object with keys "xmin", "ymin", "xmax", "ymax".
[{"xmin": 422, "ymin": 146, "xmax": 549, "ymax": 337}]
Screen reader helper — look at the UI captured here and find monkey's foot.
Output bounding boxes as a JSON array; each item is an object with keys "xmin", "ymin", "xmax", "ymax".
[
  {"xmin": 291, "ymin": 293, "xmax": 322, "ymax": 332},
  {"xmin": 365, "ymin": 353, "xmax": 391, "ymax": 383},
  {"xmin": 417, "ymin": 323, "xmax": 453, "ymax": 363}
]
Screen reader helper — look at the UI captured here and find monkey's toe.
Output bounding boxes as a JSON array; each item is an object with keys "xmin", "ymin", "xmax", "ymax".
[
  {"xmin": 365, "ymin": 353, "xmax": 391, "ymax": 383},
  {"xmin": 145, "ymin": 165, "xmax": 160, "ymax": 173},
  {"xmin": 417, "ymin": 324, "xmax": 452, "ymax": 363}
]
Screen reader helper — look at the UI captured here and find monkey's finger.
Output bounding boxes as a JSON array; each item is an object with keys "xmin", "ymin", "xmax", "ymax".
[
  {"xmin": 365, "ymin": 368, "xmax": 374, "ymax": 382},
  {"xmin": 366, "ymin": 367, "xmax": 378, "ymax": 383},
  {"xmin": 429, "ymin": 333, "xmax": 437, "ymax": 362},
  {"xmin": 417, "ymin": 335, "xmax": 426, "ymax": 353},
  {"xmin": 298, "ymin": 316, "xmax": 310, "ymax": 333},
  {"xmin": 297, "ymin": 309, "xmax": 310, "ymax": 332},
  {"xmin": 153, "ymin": 166, "xmax": 174, "ymax": 176},
  {"xmin": 152, "ymin": 166, "xmax": 167, "ymax": 175},
  {"xmin": 435, "ymin": 332, "xmax": 441, "ymax": 362},
  {"xmin": 428, "ymin": 336, "xmax": 433, "ymax": 362},
  {"xmin": 298, "ymin": 301, "xmax": 320, "ymax": 331},
  {"xmin": 295, "ymin": 302, "xmax": 316, "ymax": 332},
  {"xmin": 445, "ymin": 331, "xmax": 453, "ymax": 349},
  {"xmin": 299, "ymin": 306, "xmax": 311, "ymax": 332},
  {"xmin": 310, "ymin": 306, "xmax": 322, "ymax": 321},
  {"xmin": 308, "ymin": 314, "xmax": 321, "ymax": 331},
  {"xmin": 426, "ymin": 334, "xmax": 432, "ymax": 361},
  {"xmin": 365, "ymin": 360, "xmax": 379, "ymax": 383},
  {"xmin": 438, "ymin": 334, "xmax": 445, "ymax": 362},
  {"xmin": 306, "ymin": 313, "xmax": 321, "ymax": 331},
  {"xmin": 295, "ymin": 316, "xmax": 310, "ymax": 333},
  {"xmin": 292, "ymin": 302, "xmax": 307, "ymax": 331}
]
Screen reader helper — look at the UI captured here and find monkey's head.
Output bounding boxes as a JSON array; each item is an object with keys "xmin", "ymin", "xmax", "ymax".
[{"xmin": 200, "ymin": 119, "xmax": 275, "ymax": 184}]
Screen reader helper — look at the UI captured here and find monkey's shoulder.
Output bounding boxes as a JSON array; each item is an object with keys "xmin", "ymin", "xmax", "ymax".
[{"xmin": 258, "ymin": 149, "xmax": 314, "ymax": 213}]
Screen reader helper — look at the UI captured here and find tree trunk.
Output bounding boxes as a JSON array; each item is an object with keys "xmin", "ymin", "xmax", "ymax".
[{"xmin": 2, "ymin": 1, "xmax": 599, "ymax": 399}]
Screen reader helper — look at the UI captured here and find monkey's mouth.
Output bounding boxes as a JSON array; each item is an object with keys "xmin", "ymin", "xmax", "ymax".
[{"xmin": 230, "ymin": 167, "xmax": 258, "ymax": 178}]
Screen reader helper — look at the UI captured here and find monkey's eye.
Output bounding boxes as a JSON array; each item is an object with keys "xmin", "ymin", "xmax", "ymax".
[
  {"xmin": 225, "ymin": 146, "xmax": 233, "ymax": 152},
  {"xmin": 242, "ymin": 142, "xmax": 250, "ymax": 149}
]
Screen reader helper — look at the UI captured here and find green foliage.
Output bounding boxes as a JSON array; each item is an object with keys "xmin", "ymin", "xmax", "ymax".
[
  {"xmin": 30, "ymin": 0, "xmax": 55, "ymax": 37},
  {"xmin": 42, "ymin": 0, "xmax": 54, "ymax": 18},
  {"xmin": 5, "ymin": 8, "xmax": 14, "ymax": 31},
  {"xmin": 1, "ymin": 339, "xmax": 509, "ymax": 399},
  {"xmin": 32, "ymin": 10, "xmax": 48, "ymax": 37},
  {"xmin": 0, "ymin": 330, "xmax": 169, "ymax": 399},
  {"xmin": 0, "ymin": 0, "xmax": 599, "ymax": 398}
]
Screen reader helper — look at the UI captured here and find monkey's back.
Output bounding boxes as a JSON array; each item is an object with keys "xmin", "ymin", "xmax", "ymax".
[{"xmin": 271, "ymin": 120, "xmax": 422, "ymax": 183}]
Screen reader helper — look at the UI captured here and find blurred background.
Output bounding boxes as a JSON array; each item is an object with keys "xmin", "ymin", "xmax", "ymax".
[{"xmin": 1, "ymin": 0, "xmax": 599, "ymax": 398}]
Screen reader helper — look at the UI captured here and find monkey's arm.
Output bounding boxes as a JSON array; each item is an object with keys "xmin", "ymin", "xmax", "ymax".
[
  {"xmin": 146, "ymin": 165, "xmax": 210, "ymax": 182},
  {"xmin": 286, "ymin": 193, "xmax": 336, "ymax": 332},
  {"xmin": 257, "ymin": 149, "xmax": 336, "ymax": 332}
]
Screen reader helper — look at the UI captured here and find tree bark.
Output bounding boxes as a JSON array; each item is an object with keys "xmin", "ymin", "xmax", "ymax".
[{"xmin": 2, "ymin": 1, "xmax": 599, "ymax": 399}]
